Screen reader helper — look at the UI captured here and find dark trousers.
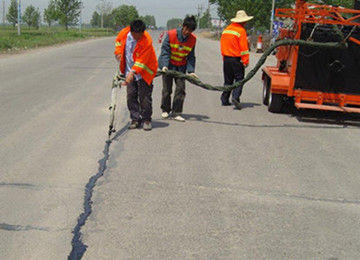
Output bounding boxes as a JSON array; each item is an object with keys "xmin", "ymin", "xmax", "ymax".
[
  {"xmin": 127, "ymin": 79, "xmax": 153, "ymax": 122},
  {"xmin": 161, "ymin": 74, "xmax": 186, "ymax": 116},
  {"xmin": 221, "ymin": 56, "xmax": 245, "ymax": 103}
]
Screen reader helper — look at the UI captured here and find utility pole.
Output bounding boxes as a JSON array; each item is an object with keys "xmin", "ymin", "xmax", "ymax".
[
  {"xmin": 197, "ymin": 4, "xmax": 203, "ymax": 30},
  {"xmin": 207, "ymin": 0, "xmax": 211, "ymax": 28},
  {"xmin": 77, "ymin": 2, "xmax": 85, "ymax": 32},
  {"xmin": 101, "ymin": 12, "xmax": 103, "ymax": 28},
  {"xmin": 3, "ymin": 0, "xmax": 5, "ymax": 30},
  {"xmin": 99, "ymin": 0, "xmax": 105, "ymax": 29},
  {"xmin": 79, "ymin": 7, "xmax": 82, "ymax": 32},
  {"xmin": 17, "ymin": 0, "xmax": 21, "ymax": 36},
  {"xmin": 270, "ymin": 0, "xmax": 275, "ymax": 37}
]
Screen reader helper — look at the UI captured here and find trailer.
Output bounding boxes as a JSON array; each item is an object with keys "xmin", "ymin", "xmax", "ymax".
[{"xmin": 262, "ymin": 0, "xmax": 360, "ymax": 113}]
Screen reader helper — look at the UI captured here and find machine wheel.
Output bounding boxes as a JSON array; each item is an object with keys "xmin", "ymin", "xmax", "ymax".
[
  {"xmin": 268, "ymin": 92, "xmax": 284, "ymax": 113},
  {"xmin": 262, "ymin": 75, "xmax": 270, "ymax": 105}
]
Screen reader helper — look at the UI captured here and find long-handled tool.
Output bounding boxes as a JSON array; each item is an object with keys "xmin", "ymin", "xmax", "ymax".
[{"xmin": 108, "ymin": 72, "xmax": 125, "ymax": 138}]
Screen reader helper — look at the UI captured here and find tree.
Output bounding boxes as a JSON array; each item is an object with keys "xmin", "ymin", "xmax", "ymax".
[
  {"xmin": 56, "ymin": 0, "xmax": 82, "ymax": 30},
  {"xmin": 92, "ymin": 11, "xmax": 114, "ymax": 28},
  {"xmin": 141, "ymin": 15, "xmax": 156, "ymax": 29},
  {"xmin": 32, "ymin": 8, "xmax": 41, "ymax": 29},
  {"xmin": 210, "ymin": 0, "xmax": 355, "ymax": 31},
  {"xmin": 6, "ymin": 0, "xmax": 18, "ymax": 27},
  {"xmin": 91, "ymin": 11, "xmax": 100, "ymax": 27},
  {"xmin": 23, "ymin": 5, "xmax": 41, "ymax": 29},
  {"xmin": 112, "ymin": 5, "xmax": 139, "ymax": 28},
  {"xmin": 44, "ymin": 0, "xmax": 59, "ymax": 27},
  {"xmin": 102, "ymin": 13, "xmax": 114, "ymax": 28},
  {"xmin": 166, "ymin": 18, "xmax": 183, "ymax": 29},
  {"xmin": 310, "ymin": 0, "xmax": 353, "ymax": 7},
  {"xmin": 209, "ymin": 0, "xmax": 293, "ymax": 31},
  {"xmin": 199, "ymin": 9, "xmax": 211, "ymax": 28},
  {"xmin": 96, "ymin": 0, "xmax": 113, "ymax": 28}
]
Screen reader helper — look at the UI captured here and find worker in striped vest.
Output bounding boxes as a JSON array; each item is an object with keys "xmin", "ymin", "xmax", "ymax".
[
  {"xmin": 220, "ymin": 10, "xmax": 253, "ymax": 109},
  {"xmin": 114, "ymin": 20, "xmax": 158, "ymax": 131},
  {"xmin": 158, "ymin": 16, "xmax": 198, "ymax": 122}
]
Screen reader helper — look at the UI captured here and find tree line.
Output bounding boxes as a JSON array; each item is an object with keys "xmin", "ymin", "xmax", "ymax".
[
  {"xmin": 6, "ymin": 0, "xmax": 82, "ymax": 30},
  {"xmin": 5, "ymin": 0, "xmax": 157, "ymax": 30},
  {"xmin": 90, "ymin": 2, "xmax": 156, "ymax": 29},
  {"xmin": 210, "ymin": 0, "xmax": 356, "ymax": 32},
  {"xmin": 4, "ymin": 0, "xmax": 357, "ymax": 31},
  {"xmin": 91, "ymin": 0, "xmax": 215, "ymax": 29}
]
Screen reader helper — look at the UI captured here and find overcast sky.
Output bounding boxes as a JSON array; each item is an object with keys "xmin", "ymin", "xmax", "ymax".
[{"xmin": 1, "ymin": 0, "xmax": 219, "ymax": 27}]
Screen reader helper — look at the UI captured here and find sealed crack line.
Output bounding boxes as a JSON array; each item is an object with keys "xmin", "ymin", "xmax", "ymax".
[
  {"xmin": 68, "ymin": 140, "xmax": 111, "ymax": 260},
  {"xmin": 0, "ymin": 223, "xmax": 49, "ymax": 231},
  {"xmin": 67, "ymin": 124, "xmax": 128, "ymax": 260}
]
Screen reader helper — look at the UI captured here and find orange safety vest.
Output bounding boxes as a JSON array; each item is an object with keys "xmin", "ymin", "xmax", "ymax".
[
  {"xmin": 168, "ymin": 29, "xmax": 196, "ymax": 66},
  {"xmin": 220, "ymin": 23, "xmax": 250, "ymax": 66},
  {"xmin": 114, "ymin": 27, "xmax": 158, "ymax": 85}
]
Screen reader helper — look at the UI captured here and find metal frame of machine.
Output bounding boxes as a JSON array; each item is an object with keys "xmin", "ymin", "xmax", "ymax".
[{"xmin": 262, "ymin": 0, "xmax": 360, "ymax": 113}]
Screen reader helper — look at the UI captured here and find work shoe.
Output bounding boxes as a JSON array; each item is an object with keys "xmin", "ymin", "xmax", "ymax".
[
  {"xmin": 231, "ymin": 98, "xmax": 242, "ymax": 110},
  {"xmin": 173, "ymin": 115, "xmax": 185, "ymax": 122},
  {"xmin": 161, "ymin": 111, "xmax": 169, "ymax": 119},
  {"xmin": 128, "ymin": 120, "xmax": 140, "ymax": 129},
  {"xmin": 221, "ymin": 101, "xmax": 231, "ymax": 106},
  {"xmin": 143, "ymin": 121, "xmax": 152, "ymax": 131}
]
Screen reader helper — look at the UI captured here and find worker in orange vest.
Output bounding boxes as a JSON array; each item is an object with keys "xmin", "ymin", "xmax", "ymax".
[
  {"xmin": 114, "ymin": 19, "xmax": 158, "ymax": 131},
  {"xmin": 158, "ymin": 16, "xmax": 198, "ymax": 122},
  {"xmin": 220, "ymin": 10, "xmax": 253, "ymax": 109}
]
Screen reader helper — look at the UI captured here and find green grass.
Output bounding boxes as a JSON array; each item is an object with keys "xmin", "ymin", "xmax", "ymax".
[{"xmin": 0, "ymin": 26, "xmax": 115, "ymax": 53}]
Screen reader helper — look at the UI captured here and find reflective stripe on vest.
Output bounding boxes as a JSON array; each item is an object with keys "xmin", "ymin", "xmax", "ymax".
[
  {"xmin": 170, "ymin": 55, "xmax": 182, "ymax": 62},
  {"xmin": 169, "ymin": 43, "xmax": 193, "ymax": 52},
  {"xmin": 241, "ymin": 50, "xmax": 249, "ymax": 56},
  {"xmin": 222, "ymin": 30, "xmax": 241, "ymax": 38},
  {"xmin": 134, "ymin": 61, "xmax": 154, "ymax": 75},
  {"xmin": 170, "ymin": 51, "xmax": 189, "ymax": 57}
]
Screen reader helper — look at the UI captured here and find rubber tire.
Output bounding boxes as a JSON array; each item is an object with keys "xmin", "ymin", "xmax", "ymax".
[
  {"xmin": 262, "ymin": 75, "xmax": 270, "ymax": 105},
  {"xmin": 268, "ymin": 92, "xmax": 284, "ymax": 113}
]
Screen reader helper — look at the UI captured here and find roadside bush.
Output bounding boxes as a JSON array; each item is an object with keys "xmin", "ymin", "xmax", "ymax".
[{"xmin": 0, "ymin": 27, "xmax": 115, "ymax": 53}]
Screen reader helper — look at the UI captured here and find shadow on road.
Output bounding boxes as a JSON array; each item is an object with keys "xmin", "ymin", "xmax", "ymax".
[
  {"xmin": 111, "ymin": 121, "xmax": 170, "ymax": 140},
  {"xmin": 236, "ymin": 102, "xmax": 261, "ymax": 110},
  {"xmin": 151, "ymin": 121, "xmax": 170, "ymax": 129},
  {"xmin": 282, "ymin": 101, "xmax": 360, "ymax": 128},
  {"xmin": 184, "ymin": 109, "xmax": 360, "ymax": 129},
  {"xmin": 183, "ymin": 114, "xmax": 210, "ymax": 121}
]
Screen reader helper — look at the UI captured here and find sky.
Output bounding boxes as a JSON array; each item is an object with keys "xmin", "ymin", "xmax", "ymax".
[{"xmin": 1, "ymin": 0, "xmax": 219, "ymax": 27}]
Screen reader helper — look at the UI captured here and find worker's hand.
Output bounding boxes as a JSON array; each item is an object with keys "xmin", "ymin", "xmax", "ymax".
[
  {"xmin": 115, "ymin": 54, "xmax": 121, "ymax": 62},
  {"xmin": 244, "ymin": 64, "xmax": 249, "ymax": 68},
  {"xmin": 162, "ymin": 66, "xmax": 168, "ymax": 72},
  {"xmin": 124, "ymin": 71, "xmax": 135, "ymax": 85},
  {"xmin": 188, "ymin": 72, "xmax": 199, "ymax": 79}
]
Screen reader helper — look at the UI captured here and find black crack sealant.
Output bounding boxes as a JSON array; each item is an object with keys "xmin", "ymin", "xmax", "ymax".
[
  {"xmin": 68, "ymin": 124, "xmax": 128, "ymax": 260},
  {"xmin": 68, "ymin": 140, "xmax": 111, "ymax": 260}
]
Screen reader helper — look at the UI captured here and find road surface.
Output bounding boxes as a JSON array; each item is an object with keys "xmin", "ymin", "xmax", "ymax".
[{"xmin": 1, "ymin": 31, "xmax": 360, "ymax": 259}]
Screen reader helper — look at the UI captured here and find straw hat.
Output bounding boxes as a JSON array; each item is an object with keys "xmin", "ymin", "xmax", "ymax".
[{"xmin": 231, "ymin": 10, "xmax": 253, "ymax": 23}]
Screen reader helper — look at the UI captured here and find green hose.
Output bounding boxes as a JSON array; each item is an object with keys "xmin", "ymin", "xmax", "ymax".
[{"xmin": 158, "ymin": 39, "xmax": 348, "ymax": 92}]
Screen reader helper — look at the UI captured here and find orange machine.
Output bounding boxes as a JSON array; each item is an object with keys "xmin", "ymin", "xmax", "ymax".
[{"xmin": 262, "ymin": 0, "xmax": 360, "ymax": 113}]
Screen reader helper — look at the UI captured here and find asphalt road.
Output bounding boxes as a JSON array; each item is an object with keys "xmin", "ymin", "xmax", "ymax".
[{"xmin": 1, "ymin": 31, "xmax": 360, "ymax": 259}]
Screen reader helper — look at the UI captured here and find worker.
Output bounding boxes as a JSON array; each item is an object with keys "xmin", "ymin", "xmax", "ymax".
[
  {"xmin": 158, "ymin": 15, "xmax": 198, "ymax": 122},
  {"xmin": 220, "ymin": 10, "xmax": 253, "ymax": 109},
  {"xmin": 114, "ymin": 19, "xmax": 158, "ymax": 131}
]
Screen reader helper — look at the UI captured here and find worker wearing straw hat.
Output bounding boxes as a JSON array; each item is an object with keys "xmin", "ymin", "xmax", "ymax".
[{"xmin": 220, "ymin": 10, "xmax": 253, "ymax": 109}]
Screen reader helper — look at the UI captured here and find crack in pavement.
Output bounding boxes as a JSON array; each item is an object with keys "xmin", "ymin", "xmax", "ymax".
[
  {"xmin": 67, "ymin": 140, "xmax": 110, "ymax": 260},
  {"xmin": 67, "ymin": 125, "xmax": 128, "ymax": 260}
]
